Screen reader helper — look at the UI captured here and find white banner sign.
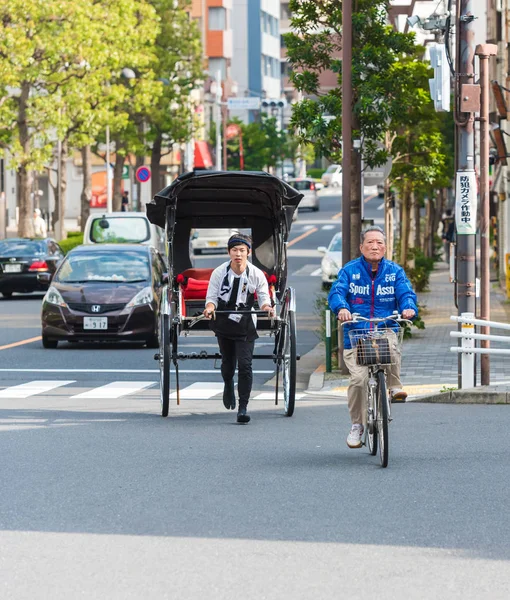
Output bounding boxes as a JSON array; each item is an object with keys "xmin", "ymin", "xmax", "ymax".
[
  {"xmin": 227, "ymin": 97, "xmax": 261, "ymax": 110},
  {"xmin": 455, "ymin": 170, "xmax": 477, "ymax": 235}
]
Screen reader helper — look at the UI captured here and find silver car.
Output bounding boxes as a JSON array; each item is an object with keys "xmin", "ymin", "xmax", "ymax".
[
  {"xmin": 287, "ymin": 178, "xmax": 320, "ymax": 212},
  {"xmin": 317, "ymin": 232, "xmax": 342, "ymax": 289}
]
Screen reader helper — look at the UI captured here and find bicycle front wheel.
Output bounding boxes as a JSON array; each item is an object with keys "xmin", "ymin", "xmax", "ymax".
[
  {"xmin": 376, "ymin": 370, "xmax": 389, "ymax": 468},
  {"xmin": 367, "ymin": 384, "xmax": 377, "ymax": 456}
]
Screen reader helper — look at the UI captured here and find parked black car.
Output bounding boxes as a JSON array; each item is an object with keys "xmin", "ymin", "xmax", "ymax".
[
  {"xmin": 40, "ymin": 244, "xmax": 166, "ymax": 348},
  {"xmin": 0, "ymin": 238, "xmax": 64, "ymax": 298}
]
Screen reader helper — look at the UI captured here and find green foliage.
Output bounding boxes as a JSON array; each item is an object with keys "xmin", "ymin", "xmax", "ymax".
[
  {"xmin": 405, "ymin": 248, "xmax": 436, "ymax": 292},
  {"xmin": 307, "ymin": 168, "xmax": 324, "ymax": 179},
  {"xmin": 58, "ymin": 233, "xmax": 84, "ymax": 254}
]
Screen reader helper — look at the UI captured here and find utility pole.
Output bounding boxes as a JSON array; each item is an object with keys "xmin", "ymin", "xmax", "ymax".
[
  {"xmin": 341, "ymin": 0, "xmax": 352, "ymax": 264},
  {"xmin": 455, "ymin": 0, "xmax": 477, "ymax": 388},
  {"xmin": 215, "ymin": 70, "xmax": 223, "ymax": 171},
  {"xmin": 476, "ymin": 43, "xmax": 498, "ymax": 385}
]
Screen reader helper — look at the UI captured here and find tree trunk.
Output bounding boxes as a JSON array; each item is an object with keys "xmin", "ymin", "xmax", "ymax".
[
  {"xmin": 52, "ymin": 139, "xmax": 68, "ymax": 239},
  {"xmin": 349, "ymin": 146, "xmax": 362, "ymax": 260},
  {"xmin": 384, "ymin": 180, "xmax": 394, "ymax": 259},
  {"xmin": 400, "ymin": 184, "xmax": 411, "ymax": 267},
  {"xmin": 151, "ymin": 133, "xmax": 163, "ymax": 199},
  {"xmin": 413, "ymin": 191, "xmax": 420, "ymax": 249},
  {"xmin": 134, "ymin": 154, "xmax": 144, "ymax": 213},
  {"xmin": 80, "ymin": 145, "xmax": 92, "ymax": 232},
  {"xmin": 113, "ymin": 145, "xmax": 124, "ymax": 212},
  {"xmin": 17, "ymin": 82, "xmax": 34, "ymax": 237},
  {"xmin": 424, "ymin": 197, "xmax": 433, "ymax": 258}
]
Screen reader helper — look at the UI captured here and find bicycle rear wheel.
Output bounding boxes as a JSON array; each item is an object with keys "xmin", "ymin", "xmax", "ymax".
[{"xmin": 376, "ymin": 370, "xmax": 389, "ymax": 467}]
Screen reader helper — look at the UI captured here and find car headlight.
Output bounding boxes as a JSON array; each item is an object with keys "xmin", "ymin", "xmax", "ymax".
[
  {"xmin": 126, "ymin": 286, "xmax": 153, "ymax": 307},
  {"xmin": 44, "ymin": 286, "xmax": 68, "ymax": 308}
]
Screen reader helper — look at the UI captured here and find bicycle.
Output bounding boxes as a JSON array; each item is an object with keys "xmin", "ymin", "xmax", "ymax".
[{"xmin": 341, "ymin": 312, "xmax": 411, "ymax": 468}]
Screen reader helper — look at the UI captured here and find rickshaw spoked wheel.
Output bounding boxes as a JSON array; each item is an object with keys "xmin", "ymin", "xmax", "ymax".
[
  {"xmin": 282, "ymin": 310, "xmax": 297, "ymax": 417},
  {"xmin": 159, "ymin": 312, "xmax": 170, "ymax": 417}
]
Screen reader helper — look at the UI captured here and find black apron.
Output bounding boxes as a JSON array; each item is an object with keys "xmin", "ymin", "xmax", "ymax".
[{"xmin": 210, "ymin": 265, "xmax": 257, "ymax": 341}]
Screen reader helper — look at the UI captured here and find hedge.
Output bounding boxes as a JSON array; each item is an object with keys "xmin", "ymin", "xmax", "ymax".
[{"xmin": 58, "ymin": 233, "xmax": 84, "ymax": 255}]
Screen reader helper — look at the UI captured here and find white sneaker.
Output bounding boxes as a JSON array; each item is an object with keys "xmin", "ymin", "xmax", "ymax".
[{"xmin": 347, "ymin": 424, "xmax": 364, "ymax": 448}]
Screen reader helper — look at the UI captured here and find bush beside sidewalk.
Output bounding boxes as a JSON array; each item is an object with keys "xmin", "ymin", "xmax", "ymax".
[{"xmin": 306, "ymin": 261, "xmax": 510, "ymax": 404}]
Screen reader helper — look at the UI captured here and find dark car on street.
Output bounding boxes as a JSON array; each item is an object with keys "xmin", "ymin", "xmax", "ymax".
[
  {"xmin": 0, "ymin": 238, "xmax": 64, "ymax": 299},
  {"xmin": 40, "ymin": 244, "xmax": 166, "ymax": 348}
]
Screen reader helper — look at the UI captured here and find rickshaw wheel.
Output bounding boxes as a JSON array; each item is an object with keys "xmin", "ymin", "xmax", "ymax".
[
  {"xmin": 159, "ymin": 312, "xmax": 170, "ymax": 417},
  {"xmin": 283, "ymin": 310, "xmax": 297, "ymax": 417}
]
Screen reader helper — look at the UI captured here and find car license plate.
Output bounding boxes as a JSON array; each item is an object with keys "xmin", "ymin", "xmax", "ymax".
[
  {"xmin": 207, "ymin": 241, "xmax": 218, "ymax": 247},
  {"xmin": 4, "ymin": 264, "xmax": 22, "ymax": 273},
  {"xmin": 83, "ymin": 317, "xmax": 108, "ymax": 330}
]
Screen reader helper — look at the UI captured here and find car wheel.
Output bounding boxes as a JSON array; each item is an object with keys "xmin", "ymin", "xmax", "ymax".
[
  {"xmin": 146, "ymin": 333, "xmax": 159, "ymax": 349},
  {"xmin": 332, "ymin": 181, "xmax": 340, "ymax": 188},
  {"xmin": 1, "ymin": 292, "xmax": 13, "ymax": 299},
  {"xmin": 42, "ymin": 335, "xmax": 58, "ymax": 349},
  {"xmin": 321, "ymin": 281, "xmax": 332, "ymax": 291}
]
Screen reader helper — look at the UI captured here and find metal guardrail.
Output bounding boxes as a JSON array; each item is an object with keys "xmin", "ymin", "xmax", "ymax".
[{"xmin": 450, "ymin": 312, "xmax": 510, "ymax": 388}]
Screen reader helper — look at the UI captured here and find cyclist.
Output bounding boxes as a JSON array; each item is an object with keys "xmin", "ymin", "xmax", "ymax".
[{"xmin": 328, "ymin": 226, "xmax": 418, "ymax": 448}]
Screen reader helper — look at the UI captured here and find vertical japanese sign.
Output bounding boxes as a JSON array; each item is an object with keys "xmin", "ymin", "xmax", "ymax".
[{"xmin": 455, "ymin": 170, "xmax": 477, "ymax": 235}]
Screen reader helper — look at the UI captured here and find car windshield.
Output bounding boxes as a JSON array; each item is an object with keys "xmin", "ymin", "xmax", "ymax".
[
  {"xmin": 328, "ymin": 236, "xmax": 342, "ymax": 252},
  {"xmin": 90, "ymin": 217, "xmax": 150, "ymax": 243},
  {"xmin": 325, "ymin": 165, "xmax": 340, "ymax": 173},
  {"xmin": 0, "ymin": 240, "xmax": 46, "ymax": 256},
  {"xmin": 288, "ymin": 180, "xmax": 312, "ymax": 190},
  {"xmin": 56, "ymin": 251, "xmax": 150, "ymax": 283}
]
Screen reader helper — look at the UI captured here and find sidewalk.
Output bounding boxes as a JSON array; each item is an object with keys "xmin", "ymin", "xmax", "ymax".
[{"xmin": 306, "ymin": 261, "xmax": 510, "ymax": 403}]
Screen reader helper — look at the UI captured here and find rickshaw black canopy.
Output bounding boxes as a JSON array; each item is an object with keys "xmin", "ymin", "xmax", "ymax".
[
  {"xmin": 146, "ymin": 170, "xmax": 302, "ymax": 229},
  {"xmin": 146, "ymin": 170, "xmax": 302, "ymax": 288}
]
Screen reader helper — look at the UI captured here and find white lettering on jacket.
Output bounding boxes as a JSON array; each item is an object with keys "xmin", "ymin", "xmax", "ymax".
[
  {"xmin": 376, "ymin": 285, "xmax": 395, "ymax": 296},
  {"xmin": 349, "ymin": 282, "xmax": 370, "ymax": 295}
]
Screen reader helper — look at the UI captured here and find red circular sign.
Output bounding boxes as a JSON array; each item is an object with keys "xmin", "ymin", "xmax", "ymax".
[{"xmin": 136, "ymin": 166, "xmax": 151, "ymax": 183}]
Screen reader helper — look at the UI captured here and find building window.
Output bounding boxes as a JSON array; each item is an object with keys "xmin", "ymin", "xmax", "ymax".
[
  {"xmin": 209, "ymin": 7, "xmax": 226, "ymax": 31},
  {"xmin": 261, "ymin": 11, "xmax": 279, "ymax": 37},
  {"xmin": 281, "ymin": 3, "xmax": 291, "ymax": 21},
  {"xmin": 209, "ymin": 58, "xmax": 227, "ymax": 81}
]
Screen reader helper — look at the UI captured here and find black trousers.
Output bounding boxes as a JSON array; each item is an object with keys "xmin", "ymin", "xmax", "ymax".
[{"xmin": 217, "ymin": 336, "xmax": 255, "ymax": 408}]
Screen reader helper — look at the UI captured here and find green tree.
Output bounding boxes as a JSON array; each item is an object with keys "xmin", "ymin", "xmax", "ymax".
[
  {"xmin": 0, "ymin": 0, "xmax": 159, "ymax": 236},
  {"xmin": 284, "ymin": 0, "xmax": 447, "ymax": 259},
  {"xmin": 230, "ymin": 116, "xmax": 287, "ymax": 172}
]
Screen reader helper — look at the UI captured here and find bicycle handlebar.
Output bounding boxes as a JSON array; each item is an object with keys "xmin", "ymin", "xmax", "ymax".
[{"xmin": 339, "ymin": 312, "xmax": 413, "ymax": 327}]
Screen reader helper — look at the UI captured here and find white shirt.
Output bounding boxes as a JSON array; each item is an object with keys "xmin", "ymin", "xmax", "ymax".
[
  {"xmin": 33, "ymin": 216, "xmax": 47, "ymax": 238},
  {"xmin": 206, "ymin": 260, "xmax": 271, "ymax": 310}
]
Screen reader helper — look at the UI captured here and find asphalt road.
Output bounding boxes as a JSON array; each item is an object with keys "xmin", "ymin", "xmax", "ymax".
[{"xmin": 1, "ymin": 189, "xmax": 509, "ymax": 599}]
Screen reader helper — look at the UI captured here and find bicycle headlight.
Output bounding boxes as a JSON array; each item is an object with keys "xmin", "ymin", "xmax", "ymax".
[
  {"xmin": 44, "ymin": 286, "xmax": 68, "ymax": 308},
  {"xmin": 127, "ymin": 286, "xmax": 153, "ymax": 307}
]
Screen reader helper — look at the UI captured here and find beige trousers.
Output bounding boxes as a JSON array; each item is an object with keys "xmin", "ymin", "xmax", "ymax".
[{"xmin": 343, "ymin": 338, "xmax": 402, "ymax": 425}]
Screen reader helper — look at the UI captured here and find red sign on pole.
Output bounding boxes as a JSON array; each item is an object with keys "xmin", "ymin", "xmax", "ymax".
[{"xmin": 136, "ymin": 166, "xmax": 151, "ymax": 183}]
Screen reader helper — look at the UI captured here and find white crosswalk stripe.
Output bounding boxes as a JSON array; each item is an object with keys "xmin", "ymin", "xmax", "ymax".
[
  {"xmin": 0, "ymin": 380, "xmax": 312, "ymax": 401},
  {"xmin": 170, "ymin": 382, "xmax": 224, "ymax": 400},
  {"xmin": 71, "ymin": 381, "xmax": 156, "ymax": 399},
  {"xmin": 377, "ymin": 202, "xmax": 384, "ymax": 210},
  {"xmin": 321, "ymin": 225, "xmax": 335, "ymax": 230},
  {"xmin": 0, "ymin": 380, "xmax": 76, "ymax": 399}
]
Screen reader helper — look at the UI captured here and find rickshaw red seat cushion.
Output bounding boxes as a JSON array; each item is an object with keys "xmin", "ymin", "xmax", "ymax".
[
  {"xmin": 181, "ymin": 268, "xmax": 214, "ymax": 281},
  {"xmin": 183, "ymin": 278, "xmax": 209, "ymax": 299}
]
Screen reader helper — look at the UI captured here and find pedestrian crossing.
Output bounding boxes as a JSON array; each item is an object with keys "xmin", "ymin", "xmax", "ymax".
[{"xmin": 0, "ymin": 379, "xmax": 308, "ymax": 401}]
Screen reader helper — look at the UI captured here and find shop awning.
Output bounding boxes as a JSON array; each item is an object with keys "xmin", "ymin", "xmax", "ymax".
[{"xmin": 194, "ymin": 141, "xmax": 213, "ymax": 169}]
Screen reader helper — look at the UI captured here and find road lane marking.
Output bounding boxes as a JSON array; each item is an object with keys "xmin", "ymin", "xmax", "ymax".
[
  {"xmin": 288, "ymin": 227, "xmax": 318, "ymax": 247},
  {"xmin": 0, "ymin": 336, "xmax": 42, "ymax": 351},
  {"xmin": 321, "ymin": 225, "xmax": 335, "ymax": 230},
  {"xmin": 0, "ymin": 368, "xmax": 274, "ymax": 374},
  {"xmin": 310, "ymin": 268, "xmax": 322, "ymax": 276},
  {"xmin": 377, "ymin": 202, "xmax": 384, "ymax": 210},
  {"xmin": 71, "ymin": 381, "xmax": 156, "ymax": 399},
  {"xmin": 364, "ymin": 192, "xmax": 378, "ymax": 203},
  {"xmin": 0, "ymin": 380, "xmax": 75, "ymax": 399},
  {"xmin": 252, "ymin": 392, "xmax": 306, "ymax": 401},
  {"xmin": 170, "ymin": 381, "xmax": 224, "ymax": 400},
  {"xmin": 332, "ymin": 211, "xmax": 342, "ymax": 220}
]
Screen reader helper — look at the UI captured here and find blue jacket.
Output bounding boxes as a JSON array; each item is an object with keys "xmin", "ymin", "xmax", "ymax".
[{"xmin": 328, "ymin": 256, "xmax": 418, "ymax": 349}]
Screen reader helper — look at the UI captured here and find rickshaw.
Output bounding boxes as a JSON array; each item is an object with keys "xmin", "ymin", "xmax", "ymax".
[{"xmin": 146, "ymin": 170, "xmax": 303, "ymax": 418}]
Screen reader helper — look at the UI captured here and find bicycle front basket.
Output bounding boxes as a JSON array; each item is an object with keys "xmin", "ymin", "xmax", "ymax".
[{"xmin": 349, "ymin": 330, "xmax": 396, "ymax": 366}]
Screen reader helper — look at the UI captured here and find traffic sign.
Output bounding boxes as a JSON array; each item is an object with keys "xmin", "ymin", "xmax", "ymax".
[
  {"xmin": 227, "ymin": 97, "xmax": 261, "ymax": 110},
  {"xmin": 136, "ymin": 166, "xmax": 151, "ymax": 183}
]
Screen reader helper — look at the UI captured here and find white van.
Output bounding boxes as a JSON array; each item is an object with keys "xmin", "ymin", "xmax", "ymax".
[{"xmin": 83, "ymin": 212, "xmax": 165, "ymax": 254}]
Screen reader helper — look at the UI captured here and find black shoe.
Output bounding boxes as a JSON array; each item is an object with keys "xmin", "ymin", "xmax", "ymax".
[
  {"xmin": 223, "ymin": 380, "xmax": 236, "ymax": 410},
  {"xmin": 237, "ymin": 407, "xmax": 251, "ymax": 423}
]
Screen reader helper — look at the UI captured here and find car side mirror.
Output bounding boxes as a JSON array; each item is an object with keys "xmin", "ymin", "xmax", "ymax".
[
  {"xmin": 37, "ymin": 272, "xmax": 52, "ymax": 284},
  {"xmin": 317, "ymin": 246, "xmax": 327, "ymax": 254}
]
